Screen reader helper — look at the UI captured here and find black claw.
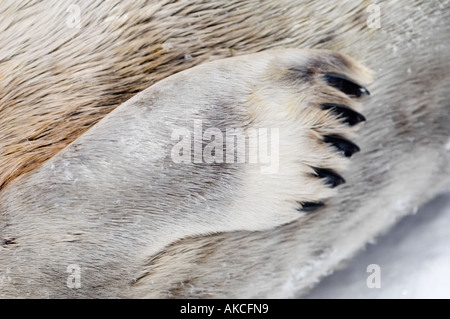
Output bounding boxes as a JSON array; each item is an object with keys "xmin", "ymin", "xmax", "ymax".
[
  {"xmin": 297, "ymin": 202, "xmax": 325, "ymax": 212},
  {"xmin": 312, "ymin": 167, "xmax": 346, "ymax": 188},
  {"xmin": 324, "ymin": 74, "xmax": 370, "ymax": 97},
  {"xmin": 323, "ymin": 135, "xmax": 360, "ymax": 157},
  {"xmin": 321, "ymin": 103, "xmax": 366, "ymax": 126}
]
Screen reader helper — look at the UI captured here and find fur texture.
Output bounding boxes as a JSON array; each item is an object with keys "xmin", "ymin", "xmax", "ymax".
[{"xmin": 0, "ymin": 0, "xmax": 449, "ymax": 298}]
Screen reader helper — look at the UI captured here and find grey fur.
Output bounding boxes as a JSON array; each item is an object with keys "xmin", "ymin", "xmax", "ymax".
[{"xmin": 0, "ymin": 0, "xmax": 449, "ymax": 298}]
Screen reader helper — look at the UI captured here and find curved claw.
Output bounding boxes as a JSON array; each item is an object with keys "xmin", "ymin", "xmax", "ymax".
[
  {"xmin": 324, "ymin": 73, "xmax": 370, "ymax": 97},
  {"xmin": 312, "ymin": 167, "xmax": 346, "ymax": 188},
  {"xmin": 297, "ymin": 202, "xmax": 325, "ymax": 212},
  {"xmin": 321, "ymin": 103, "xmax": 366, "ymax": 126},
  {"xmin": 323, "ymin": 135, "xmax": 360, "ymax": 157}
]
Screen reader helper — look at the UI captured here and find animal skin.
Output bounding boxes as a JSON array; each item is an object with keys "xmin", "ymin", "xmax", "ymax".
[{"xmin": 0, "ymin": 0, "xmax": 449, "ymax": 298}]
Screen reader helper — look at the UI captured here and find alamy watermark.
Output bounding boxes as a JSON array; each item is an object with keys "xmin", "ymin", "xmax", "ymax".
[
  {"xmin": 170, "ymin": 120, "xmax": 279, "ymax": 174},
  {"xmin": 366, "ymin": 264, "xmax": 381, "ymax": 288},
  {"xmin": 367, "ymin": 3, "xmax": 381, "ymax": 29},
  {"xmin": 67, "ymin": 264, "xmax": 81, "ymax": 289},
  {"xmin": 66, "ymin": 4, "xmax": 81, "ymax": 29}
]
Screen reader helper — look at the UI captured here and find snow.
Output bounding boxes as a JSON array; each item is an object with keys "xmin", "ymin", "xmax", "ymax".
[{"xmin": 306, "ymin": 192, "xmax": 450, "ymax": 299}]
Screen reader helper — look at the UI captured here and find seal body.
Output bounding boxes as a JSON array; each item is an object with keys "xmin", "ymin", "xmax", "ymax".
[{"xmin": 0, "ymin": 0, "xmax": 449, "ymax": 298}]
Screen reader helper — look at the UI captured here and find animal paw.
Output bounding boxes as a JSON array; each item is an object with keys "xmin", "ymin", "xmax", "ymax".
[{"xmin": 205, "ymin": 49, "xmax": 373, "ymax": 227}]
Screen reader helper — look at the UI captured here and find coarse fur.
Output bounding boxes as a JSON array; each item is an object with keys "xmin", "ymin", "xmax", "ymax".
[{"xmin": 0, "ymin": 0, "xmax": 449, "ymax": 298}]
